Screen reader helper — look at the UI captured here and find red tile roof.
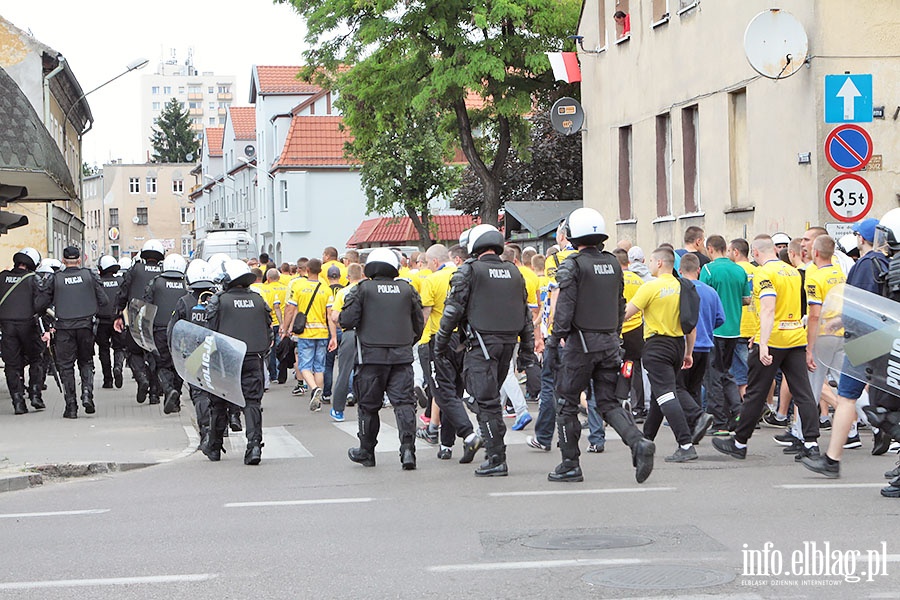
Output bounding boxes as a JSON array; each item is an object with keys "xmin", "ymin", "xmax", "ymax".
[
  {"xmin": 255, "ymin": 66, "xmax": 323, "ymax": 95},
  {"xmin": 274, "ymin": 116, "xmax": 354, "ymax": 168},
  {"xmin": 346, "ymin": 215, "xmax": 485, "ymax": 247},
  {"xmin": 205, "ymin": 127, "xmax": 224, "ymax": 157},
  {"xmin": 229, "ymin": 106, "xmax": 256, "ymax": 140}
]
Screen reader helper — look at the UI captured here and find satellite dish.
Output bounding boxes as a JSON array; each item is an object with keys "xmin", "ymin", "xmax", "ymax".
[
  {"xmin": 550, "ymin": 97, "xmax": 585, "ymax": 136},
  {"xmin": 185, "ymin": 153, "xmax": 194, "ymax": 162},
  {"xmin": 244, "ymin": 145, "xmax": 256, "ymax": 157},
  {"xmin": 744, "ymin": 9, "xmax": 808, "ymax": 79},
  {"xmin": 132, "ymin": 216, "xmax": 141, "ymax": 224}
]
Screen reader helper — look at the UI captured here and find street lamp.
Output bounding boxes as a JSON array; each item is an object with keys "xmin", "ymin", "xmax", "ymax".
[{"xmin": 237, "ymin": 156, "xmax": 275, "ymax": 180}]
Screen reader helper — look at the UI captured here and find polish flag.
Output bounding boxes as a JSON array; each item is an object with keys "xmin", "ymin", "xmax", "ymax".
[{"xmin": 546, "ymin": 52, "xmax": 581, "ymax": 83}]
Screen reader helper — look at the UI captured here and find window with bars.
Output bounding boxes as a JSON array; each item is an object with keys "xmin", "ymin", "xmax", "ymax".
[
  {"xmin": 109, "ymin": 208, "xmax": 119, "ymax": 227},
  {"xmin": 136, "ymin": 207, "xmax": 148, "ymax": 225}
]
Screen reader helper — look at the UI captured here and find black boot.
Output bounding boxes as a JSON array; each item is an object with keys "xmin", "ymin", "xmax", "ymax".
[
  {"xmin": 29, "ymin": 381, "xmax": 45, "ymax": 410},
  {"xmin": 400, "ymin": 444, "xmax": 416, "ymax": 470},
  {"xmin": 244, "ymin": 443, "xmax": 263, "ymax": 465},
  {"xmin": 348, "ymin": 447, "xmax": 376, "ymax": 466},
  {"xmin": 228, "ymin": 410, "xmax": 243, "ymax": 432},
  {"xmin": 136, "ymin": 378, "xmax": 149, "ymax": 404},
  {"xmin": 549, "ymin": 416, "xmax": 583, "ymax": 482},
  {"xmin": 349, "ymin": 410, "xmax": 379, "ymax": 466},
  {"xmin": 474, "ymin": 418, "xmax": 508, "ymax": 477},
  {"xmin": 163, "ymin": 390, "xmax": 181, "ymax": 415},
  {"xmin": 12, "ymin": 393, "xmax": 28, "ymax": 415},
  {"xmin": 63, "ymin": 400, "xmax": 78, "ymax": 419},
  {"xmin": 113, "ymin": 349, "xmax": 125, "ymax": 389},
  {"xmin": 206, "ymin": 404, "xmax": 227, "ymax": 461},
  {"xmin": 882, "ymin": 476, "xmax": 900, "ymax": 498}
]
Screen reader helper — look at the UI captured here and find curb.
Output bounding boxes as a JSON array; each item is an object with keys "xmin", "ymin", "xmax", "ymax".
[{"xmin": 0, "ymin": 462, "xmax": 157, "ymax": 495}]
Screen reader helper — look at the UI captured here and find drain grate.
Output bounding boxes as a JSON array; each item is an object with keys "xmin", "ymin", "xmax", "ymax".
[
  {"xmin": 523, "ymin": 534, "xmax": 652, "ymax": 551},
  {"xmin": 583, "ymin": 565, "xmax": 735, "ymax": 590}
]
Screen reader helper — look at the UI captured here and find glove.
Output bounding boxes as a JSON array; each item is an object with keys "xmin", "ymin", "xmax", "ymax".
[{"xmin": 433, "ymin": 331, "xmax": 450, "ymax": 357}]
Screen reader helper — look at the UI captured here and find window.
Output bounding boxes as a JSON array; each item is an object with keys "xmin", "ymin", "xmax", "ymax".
[
  {"xmin": 280, "ymin": 180, "xmax": 288, "ymax": 211},
  {"xmin": 729, "ymin": 88, "xmax": 749, "ymax": 207},
  {"xmin": 682, "ymin": 105, "xmax": 699, "ymax": 213},
  {"xmin": 208, "ymin": 86, "xmax": 214, "ymax": 94},
  {"xmin": 163, "ymin": 86, "xmax": 172, "ymax": 95},
  {"xmin": 152, "ymin": 102, "xmax": 161, "ymax": 110},
  {"xmin": 129, "ymin": 177, "xmax": 140, "ymax": 193},
  {"xmin": 110, "ymin": 244, "xmax": 120, "ymax": 259},
  {"xmin": 189, "ymin": 102, "xmax": 200, "ymax": 109},
  {"xmin": 151, "ymin": 86, "xmax": 160, "ymax": 94},
  {"xmin": 178, "ymin": 86, "xmax": 185, "ymax": 94},
  {"xmin": 614, "ymin": 0, "xmax": 630, "ymax": 40},
  {"xmin": 172, "ymin": 179, "xmax": 184, "ymax": 193},
  {"xmin": 219, "ymin": 117, "xmax": 226, "ymax": 125},
  {"xmin": 218, "ymin": 86, "xmax": 230, "ymax": 94},
  {"xmin": 180, "ymin": 207, "xmax": 193, "ymax": 224},
  {"xmin": 188, "ymin": 85, "xmax": 201, "ymax": 94},
  {"xmin": 678, "ymin": 0, "xmax": 698, "ymax": 14},
  {"xmin": 596, "ymin": 0, "xmax": 607, "ymax": 48},
  {"xmin": 618, "ymin": 126, "xmax": 632, "ymax": 220},
  {"xmin": 209, "ymin": 117, "xmax": 216, "ymax": 125},
  {"xmin": 109, "ymin": 208, "xmax": 119, "ymax": 227},
  {"xmin": 218, "ymin": 102, "xmax": 228, "ymax": 109},
  {"xmin": 146, "ymin": 176, "xmax": 157, "ymax": 194},
  {"xmin": 181, "ymin": 237, "xmax": 193, "ymax": 256},
  {"xmin": 136, "ymin": 207, "xmax": 148, "ymax": 225},
  {"xmin": 651, "ymin": 0, "xmax": 669, "ymax": 25},
  {"xmin": 208, "ymin": 102, "xmax": 215, "ymax": 110},
  {"xmin": 180, "ymin": 102, "xmax": 187, "ymax": 109},
  {"xmin": 656, "ymin": 113, "xmax": 672, "ymax": 217}
]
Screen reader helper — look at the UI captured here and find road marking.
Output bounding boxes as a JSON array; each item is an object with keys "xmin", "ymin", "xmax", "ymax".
[
  {"xmin": 226, "ymin": 426, "xmax": 313, "ymax": 458},
  {"xmin": 775, "ymin": 483, "xmax": 886, "ymax": 489},
  {"xmin": 0, "ymin": 573, "xmax": 216, "ymax": 590},
  {"xmin": 224, "ymin": 497, "xmax": 374, "ymax": 508},
  {"xmin": 489, "ymin": 487, "xmax": 676, "ymax": 497},
  {"xmin": 0, "ymin": 509, "xmax": 110, "ymax": 519},
  {"xmin": 428, "ymin": 557, "xmax": 646, "ymax": 573}
]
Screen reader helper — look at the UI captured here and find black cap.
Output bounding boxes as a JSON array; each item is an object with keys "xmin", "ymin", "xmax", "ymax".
[{"xmin": 63, "ymin": 246, "xmax": 80, "ymax": 259}]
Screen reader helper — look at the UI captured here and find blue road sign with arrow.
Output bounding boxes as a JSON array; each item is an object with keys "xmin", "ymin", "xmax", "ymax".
[{"xmin": 825, "ymin": 74, "xmax": 872, "ymax": 123}]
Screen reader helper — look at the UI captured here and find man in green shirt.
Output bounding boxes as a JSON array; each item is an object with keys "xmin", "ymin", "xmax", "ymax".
[{"xmin": 700, "ymin": 234, "xmax": 750, "ymax": 435}]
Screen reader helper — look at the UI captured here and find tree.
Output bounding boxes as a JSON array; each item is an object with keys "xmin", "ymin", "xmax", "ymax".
[
  {"xmin": 150, "ymin": 98, "xmax": 199, "ymax": 163},
  {"xmin": 453, "ymin": 109, "xmax": 583, "ymax": 214},
  {"xmin": 283, "ymin": 0, "xmax": 581, "ymax": 227}
]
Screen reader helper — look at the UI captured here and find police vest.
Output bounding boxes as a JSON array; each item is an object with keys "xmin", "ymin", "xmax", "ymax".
[
  {"xmin": 466, "ymin": 258, "xmax": 527, "ymax": 334},
  {"xmin": 54, "ymin": 267, "xmax": 98, "ymax": 320},
  {"xmin": 570, "ymin": 251, "xmax": 622, "ymax": 333},
  {"xmin": 0, "ymin": 269, "xmax": 35, "ymax": 321},
  {"xmin": 216, "ymin": 289, "xmax": 270, "ymax": 353},
  {"xmin": 127, "ymin": 262, "xmax": 162, "ymax": 302},
  {"xmin": 188, "ymin": 291, "xmax": 213, "ymax": 326},
  {"xmin": 148, "ymin": 275, "xmax": 187, "ymax": 327},
  {"xmin": 98, "ymin": 274, "xmax": 121, "ymax": 319},
  {"xmin": 356, "ymin": 278, "xmax": 416, "ymax": 348}
]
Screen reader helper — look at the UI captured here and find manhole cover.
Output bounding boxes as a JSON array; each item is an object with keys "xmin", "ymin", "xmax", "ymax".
[
  {"xmin": 583, "ymin": 565, "xmax": 735, "ymax": 590},
  {"xmin": 523, "ymin": 534, "xmax": 653, "ymax": 550}
]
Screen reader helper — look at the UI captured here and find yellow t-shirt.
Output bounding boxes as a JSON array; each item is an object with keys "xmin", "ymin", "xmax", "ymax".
[
  {"xmin": 262, "ymin": 280, "xmax": 287, "ymax": 326},
  {"xmin": 398, "ymin": 266, "xmax": 412, "ymax": 281},
  {"xmin": 806, "ymin": 264, "xmax": 845, "ymax": 307},
  {"xmin": 279, "ymin": 272, "xmax": 293, "ymax": 287},
  {"xmin": 319, "ymin": 259, "xmax": 348, "ymax": 287},
  {"xmin": 754, "ymin": 259, "xmax": 805, "ymax": 348},
  {"xmin": 411, "ymin": 268, "xmax": 432, "ymax": 295},
  {"xmin": 629, "ymin": 273, "xmax": 683, "ymax": 339},
  {"xmin": 737, "ymin": 261, "xmax": 759, "ymax": 339},
  {"xmin": 621, "ymin": 269, "xmax": 644, "ymax": 335},
  {"xmin": 543, "ymin": 249, "xmax": 576, "ymax": 335},
  {"xmin": 331, "ymin": 281, "xmax": 357, "ymax": 314},
  {"xmin": 420, "ymin": 265, "xmax": 456, "ymax": 343},
  {"xmin": 518, "ymin": 265, "xmax": 539, "ymax": 309},
  {"xmin": 288, "ymin": 277, "xmax": 334, "ymax": 339}
]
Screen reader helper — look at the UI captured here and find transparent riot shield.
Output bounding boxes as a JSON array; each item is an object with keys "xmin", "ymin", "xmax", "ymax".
[
  {"xmin": 126, "ymin": 298, "xmax": 158, "ymax": 353},
  {"xmin": 171, "ymin": 320, "xmax": 247, "ymax": 407},
  {"xmin": 815, "ymin": 283, "xmax": 900, "ymax": 395}
]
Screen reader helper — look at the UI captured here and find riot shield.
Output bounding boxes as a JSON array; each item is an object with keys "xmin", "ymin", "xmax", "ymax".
[
  {"xmin": 126, "ymin": 298, "xmax": 158, "ymax": 353},
  {"xmin": 815, "ymin": 283, "xmax": 900, "ymax": 396},
  {"xmin": 171, "ymin": 320, "xmax": 247, "ymax": 407}
]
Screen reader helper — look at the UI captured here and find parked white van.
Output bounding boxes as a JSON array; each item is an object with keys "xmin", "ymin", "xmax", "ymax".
[{"xmin": 196, "ymin": 229, "xmax": 258, "ymax": 261}]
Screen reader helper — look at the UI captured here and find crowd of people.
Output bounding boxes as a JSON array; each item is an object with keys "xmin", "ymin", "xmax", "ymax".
[{"xmin": 1, "ymin": 207, "xmax": 899, "ymax": 497}]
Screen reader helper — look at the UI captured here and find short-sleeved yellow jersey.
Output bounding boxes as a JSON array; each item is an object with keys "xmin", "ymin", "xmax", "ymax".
[{"xmin": 754, "ymin": 259, "xmax": 805, "ymax": 348}]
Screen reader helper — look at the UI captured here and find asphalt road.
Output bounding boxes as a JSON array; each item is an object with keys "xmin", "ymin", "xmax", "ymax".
[{"xmin": 0, "ymin": 382, "xmax": 898, "ymax": 599}]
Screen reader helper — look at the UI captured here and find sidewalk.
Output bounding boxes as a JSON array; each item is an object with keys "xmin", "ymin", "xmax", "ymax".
[{"xmin": 0, "ymin": 374, "xmax": 194, "ymax": 492}]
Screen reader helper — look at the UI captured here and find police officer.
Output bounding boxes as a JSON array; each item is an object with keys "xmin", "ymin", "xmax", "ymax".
[
  {"xmin": 168, "ymin": 259, "xmax": 216, "ymax": 455},
  {"xmin": 339, "ymin": 248, "xmax": 425, "ymax": 470},
  {"xmin": 145, "ymin": 253, "xmax": 188, "ymax": 414},
  {"xmin": 435, "ymin": 224, "xmax": 534, "ymax": 477},
  {"xmin": 0, "ymin": 247, "xmax": 45, "ymax": 414},
  {"xmin": 115, "ymin": 240, "xmax": 164, "ymax": 405},
  {"xmin": 36, "ymin": 246, "xmax": 107, "ymax": 418},
  {"xmin": 96, "ymin": 255, "xmax": 126, "ymax": 389},
  {"xmin": 548, "ymin": 208, "xmax": 656, "ymax": 483},
  {"xmin": 206, "ymin": 260, "xmax": 273, "ymax": 465}
]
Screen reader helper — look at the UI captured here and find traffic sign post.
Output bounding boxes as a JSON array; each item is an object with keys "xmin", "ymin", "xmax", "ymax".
[
  {"xmin": 825, "ymin": 174, "xmax": 873, "ymax": 223},
  {"xmin": 824, "ymin": 124, "xmax": 873, "ymax": 172},
  {"xmin": 825, "ymin": 74, "xmax": 873, "ymax": 123}
]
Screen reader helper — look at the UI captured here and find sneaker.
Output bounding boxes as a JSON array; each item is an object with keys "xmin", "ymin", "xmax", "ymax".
[
  {"xmin": 291, "ymin": 382, "xmax": 305, "ymax": 396},
  {"xmin": 437, "ymin": 447, "xmax": 452, "ymax": 460},
  {"xmin": 504, "ymin": 404, "xmax": 516, "ymax": 418},
  {"xmin": 309, "ymin": 387, "xmax": 323, "ymax": 412},
  {"xmin": 322, "ymin": 395, "xmax": 331, "ymax": 405},
  {"xmin": 587, "ymin": 444, "xmax": 605, "ymax": 453},
  {"xmin": 782, "ymin": 439, "xmax": 804, "ymax": 455},
  {"xmin": 511, "ymin": 412, "xmax": 533, "ymax": 431},
  {"xmin": 885, "ymin": 461, "xmax": 900, "ymax": 480},
  {"xmin": 843, "ymin": 435, "xmax": 862, "ymax": 449},
  {"xmin": 526, "ymin": 436, "xmax": 551, "ymax": 451},
  {"xmin": 712, "ymin": 436, "xmax": 747, "ymax": 459},
  {"xmin": 794, "ymin": 444, "xmax": 820, "ymax": 462},
  {"xmin": 459, "ymin": 435, "xmax": 483, "ymax": 464},
  {"xmin": 819, "ymin": 417, "xmax": 832, "ymax": 430},
  {"xmin": 881, "ymin": 479, "xmax": 900, "ymax": 498},
  {"xmin": 346, "ymin": 392, "xmax": 356, "ymax": 407},
  {"xmin": 665, "ymin": 446, "xmax": 698, "ymax": 462},
  {"xmin": 711, "ymin": 428, "xmax": 731, "ymax": 437},
  {"xmin": 801, "ymin": 454, "xmax": 840, "ymax": 479},
  {"xmin": 414, "ymin": 385, "xmax": 429, "ymax": 409},
  {"xmin": 762, "ymin": 410, "xmax": 788, "ymax": 428},
  {"xmin": 416, "ymin": 427, "xmax": 438, "ymax": 445},
  {"xmin": 330, "ymin": 408, "xmax": 344, "ymax": 422},
  {"xmin": 774, "ymin": 432, "xmax": 800, "ymax": 446}
]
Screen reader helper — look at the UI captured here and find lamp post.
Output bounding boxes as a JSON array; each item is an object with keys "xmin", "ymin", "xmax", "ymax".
[{"xmin": 203, "ymin": 174, "xmax": 236, "ymax": 227}]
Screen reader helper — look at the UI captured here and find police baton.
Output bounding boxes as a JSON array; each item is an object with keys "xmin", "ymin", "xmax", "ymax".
[{"xmin": 37, "ymin": 315, "xmax": 63, "ymax": 393}]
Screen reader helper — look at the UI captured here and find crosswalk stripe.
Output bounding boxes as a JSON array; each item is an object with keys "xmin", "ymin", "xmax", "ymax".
[{"xmin": 226, "ymin": 426, "xmax": 313, "ymax": 458}]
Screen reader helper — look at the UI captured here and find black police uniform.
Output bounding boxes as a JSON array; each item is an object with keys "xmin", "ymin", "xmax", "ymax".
[
  {"xmin": 206, "ymin": 285, "xmax": 272, "ymax": 465},
  {"xmin": 116, "ymin": 260, "xmax": 163, "ymax": 403},
  {"xmin": 339, "ymin": 274, "xmax": 424, "ymax": 469},
  {"xmin": 145, "ymin": 271, "xmax": 187, "ymax": 413},
  {"xmin": 430, "ymin": 326, "xmax": 483, "ymax": 461},
  {"xmin": 551, "ymin": 247, "xmax": 655, "ymax": 483},
  {"xmin": 435, "ymin": 253, "xmax": 533, "ymax": 476},
  {"xmin": 36, "ymin": 265, "xmax": 108, "ymax": 418},
  {"xmin": 0, "ymin": 266, "xmax": 44, "ymax": 413},
  {"xmin": 168, "ymin": 288, "xmax": 215, "ymax": 452},
  {"xmin": 97, "ymin": 269, "xmax": 126, "ymax": 388}
]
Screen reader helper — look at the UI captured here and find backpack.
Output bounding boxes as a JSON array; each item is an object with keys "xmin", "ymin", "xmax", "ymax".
[{"xmin": 678, "ymin": 278, "xmax": 701, "ymax": 335}]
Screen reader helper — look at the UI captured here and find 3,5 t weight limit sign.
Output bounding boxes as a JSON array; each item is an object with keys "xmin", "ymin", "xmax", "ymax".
[{"xmin": 825, "ymin": 173, "xmax": 873, "ymax": 223}]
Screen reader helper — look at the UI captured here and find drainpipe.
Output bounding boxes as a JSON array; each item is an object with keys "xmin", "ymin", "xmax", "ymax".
[{"xmin": 43, "ymin": 55, "xmax": 66, "ymax": 258}]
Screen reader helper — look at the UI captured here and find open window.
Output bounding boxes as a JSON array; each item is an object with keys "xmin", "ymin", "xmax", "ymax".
[
  {"xmin": 651, "ymin": 0, "xmax": 670, "ymax": 27},
  {"xmin": 618, "ymin": 126, "xmax": 633, "ymax": 220},
  {"xmin": 613, "ymin": 0, "xmax": 630, "ymax": 41}
]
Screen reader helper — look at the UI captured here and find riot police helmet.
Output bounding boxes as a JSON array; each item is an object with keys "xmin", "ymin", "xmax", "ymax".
[
  {"xmin": 140, "ymin": 239, "xmax": 165, "ymax": 262},
  {"xmin": 363, "ymin": 247, "xmax": 400, "ymax": 279},
  {"xmin": 459, "ymin": 228, "xmax": 472, "ymax": 249},
  {"xmin": 185, "ymin": 259, "xmax": 215, "ymax": 290},
  {"xmin": 221, "ymin": 259, "xmax": 255, "ymax": 289},
  {"xmin": 162, "ymin": 253, "xmax": 187, "ymax": 276},
  {"xmin": 12, "ymin": 247, "xmax": 41, "ymax": 271},
  {"xmin": 875, "ymin": 209, "xmax": 900, "ymax": 256},
  {"xmin": 564, "ymin": 207, "xmax": 608, "ymax": 247},
  {"xmin": 118, "ymin": 256, "xmax": 133, "ymax": 270},
  {"xmin": 37, "ymin": 258, "xmax": 62, "ymax": 273},
  {"xmin": 467, "ymin": 224, "xmax": 504, "ymax": 257},
  {"xmin": 98, "ymin": 255, "xmax": 120, "ymax": 275}
]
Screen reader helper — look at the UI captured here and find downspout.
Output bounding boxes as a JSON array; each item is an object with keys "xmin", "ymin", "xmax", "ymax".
[{"xmin": 43, "ymin": 55, "xmax": 67, "ymax": 258}]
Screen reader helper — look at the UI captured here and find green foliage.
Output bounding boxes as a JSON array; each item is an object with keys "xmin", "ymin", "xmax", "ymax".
[
  {"xmin": 282, "ymin": 0, "xmax": 582, "ymax": 226},
  {"xmin": 150, "ymin": 98, "xmax": 200, "ymax": 163}
]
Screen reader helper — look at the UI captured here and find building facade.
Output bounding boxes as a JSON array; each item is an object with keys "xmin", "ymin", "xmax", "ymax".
[{"xmin": 578, "ymin": 0, "xmax": 900, "ymax": 247}]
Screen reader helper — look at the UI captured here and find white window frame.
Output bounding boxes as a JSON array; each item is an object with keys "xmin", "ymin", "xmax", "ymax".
[
  {"xmin": 181, "ymin": 207, "xmax": 193, "ymax": 224},
  {"xmin": 146, "ymin": 176, "xmax": 157, "ymax": 195},
  {"xmin": 280, "ymin": 180, "xmax": 288, "ymax": 211},
  {"xmin": 129, "ymin": 177, "xmax": 140, "ymax": 194},
  {"xmin": 172, "ymin": 179, "xmax": 184, "ymax": 194}
]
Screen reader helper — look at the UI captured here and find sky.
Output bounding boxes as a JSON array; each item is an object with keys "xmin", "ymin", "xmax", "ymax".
[{"xmin": 2, "ymin": 0, "xmax": 308, "ymax": 166}]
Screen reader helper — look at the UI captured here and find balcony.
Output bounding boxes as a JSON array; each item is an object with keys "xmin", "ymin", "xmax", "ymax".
[
  {"xmin": 187, "ymin": 93, "xmax": 203, "ymax": 101},
  {"xmin": 189, "ymin": 108, "xmax": 204, "ymax": 116},
  {"xmin": 217, "ymin": 93, "xmax": 232, "ymax": 101},
  {"xmin": 218, "ymin": 108, "xmax": 228, "ymax": 116}
]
